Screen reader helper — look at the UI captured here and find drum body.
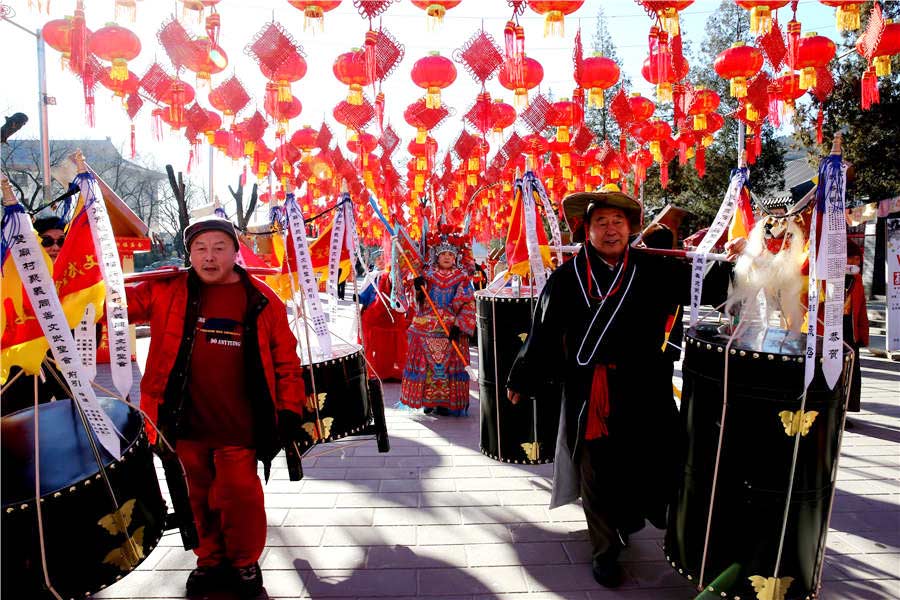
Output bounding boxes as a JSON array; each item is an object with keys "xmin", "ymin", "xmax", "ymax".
[
  {"xmin": 298, "ymin": 343, "xmax": 372, "ymax": 451},
  {"xmin": 1, "ymin": 398, "xmax": 167, "ymax": 599},
  {"xmin": 665, "ymin": 324, "xmax": 849, "ymax": 600},
  {"xmin": 476, "ymin": 289, "xmax": 561, "ymax": 465}
]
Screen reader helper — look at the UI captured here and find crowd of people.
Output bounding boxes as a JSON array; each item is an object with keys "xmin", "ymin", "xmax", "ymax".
[{"xmin": 3, "ymin": 180, "xmax": 872, "ymax": 597}]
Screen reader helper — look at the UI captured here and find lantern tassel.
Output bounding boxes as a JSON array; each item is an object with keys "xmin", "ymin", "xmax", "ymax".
[
  {"xmin": 365, "ymin": 30, "xmax": 378, "ymax": 88},
  {"xmin": 816, "ymin": 105, "xmax": 824, "ymax": 145},
  {"xmin": 861, "ymin": 67, "xmax": 879, "ymax": 110},
  {"xmin": 130, "ymin": 123, "xmax": 136, "ymax": 158},
  {"xmin": 70, "ymin": 2, "xmax": 87, "ymax": 76},
  {"xmin": 375, "ymin": 91, "xmax": 385, "ymax": 133},
  {"xmin": 695, "ymin": 146, "xmax": 706, "ymax": 178},
  {"xmin": 660, "ymin": 162, "xmax": 669, "ymax": 189},
  {"xmin": 835, "ymin": 5, "xmax": 861, "ymax": 32},
  {"xmin": 787, "ymin": 20, "xmax": 801, "ymax": 71},
  {"xmin": 543, "ymin": 10, "xmax": 565, "ymax": 38}
]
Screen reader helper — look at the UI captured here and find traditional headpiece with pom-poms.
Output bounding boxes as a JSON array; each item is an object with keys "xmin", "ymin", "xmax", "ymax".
[{"xmin": 426, "ymin": 222, "xmax": 470, "ymax": 268}]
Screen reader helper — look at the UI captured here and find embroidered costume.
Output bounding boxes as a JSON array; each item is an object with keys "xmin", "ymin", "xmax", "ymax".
[
  {"xmin": 360, "ymin": 266, "xmax": 411, "ymax": 381},
  {"xmin": 399, "ymin": 227, "xmax": 476, "ymax": 414}
]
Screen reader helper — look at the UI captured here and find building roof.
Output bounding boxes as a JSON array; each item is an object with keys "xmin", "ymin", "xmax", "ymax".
[{"xmin": 4, "ymin": 138, "xmax": 164, "ymax": 180}]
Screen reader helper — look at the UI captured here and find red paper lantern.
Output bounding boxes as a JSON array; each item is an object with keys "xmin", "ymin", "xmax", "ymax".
[
  {"xmin": 88, "ymin": 24, "xmax": 141, "ymax": 82},
  {"xmin": 491, "ymin": 99, "xmax": 516, "ymax": 135},
  {"xmin": 410, "ymin": 52, "xmax": 457, "ymax": 109},
  {"xmin": 627, "ymin": 93, "xmax": 655, "ymax": 122},
  {"xmin": 641, "ymin": 51, "xmax": 689, "ymax": 103},
  {"xmin": 287, "ymin": 1, "xmax": 342, "ymax": 31},
  {"xmin": 527, "ymin": 0, "xmax": 585, "ymax": 37},
  {"xmin": 411, "ymin": 1, "xmax": 462, "ymax": 27},
  {"xmin": 498, "ymin": 56, "xmax": 544, "ymax": 108},
  {"xmin": 797, "ymin": 33, "xmax": 836, "ymax": 89},
  {"xmin": 290, "ymin": 126, "xmax": 319, "ymax": 153},
  {"xmin": 202, "ymin": 111, "xmax": 222, "ymax": 143},
  {"xmin": 714, "ymin": 42, "xmax": 764, "ymax": 98},
  {"xmin": 522, "ymin": 133, "xmax": 549, "ymax": 167},
  {"xmin": 641, "ymin": 1, "xmax": 694, "ymax": 36},
  {"xmin": 860, "ymin": 19, "xmax": 900, "ymax": 77},
  {"xmin": 641, "ymin": 119, "xmax": 671, "ymax": 163},
  {"xmin": 577, "ymin": 54, "xmax": 620, "ymax": 108},
  {"xmin": 261, "ymin": 53, "xmax": 308, "ymax": 102},
  {"xmin": 549, "ymin": 99, "xmax": 576, "ymax": 144},
  {"xmin": 735, "ymin": 1, "xmax": 790, "ymax": 34},
  {"xmin": 42, "ymin": 18, "xmax": 73, "ymax": 65},
  {"xmin": 100, "ymin": 67, "xmax": 139, "ymax": 99},
  {"xmin": 819, "ymin": 0, "xmax": 865, "ymax": 32},
  {"xmin": 185, "ymin": 38, "xmax": 228, "ymax": 86},
  {"xmin": 333, "ymin": 49, "xmax": 372, "ymax": 106},
  {"xmin": 687, "ymin": 87, "xmax": 720, "ymax": 131}
]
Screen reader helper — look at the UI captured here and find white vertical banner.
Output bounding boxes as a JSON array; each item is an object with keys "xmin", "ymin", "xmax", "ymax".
[
  {"xmin": 521, "ymin": 180, "xmax": 548, "ymax": 294},
  {"xmin": 817, "ymin": 158, "xmax": 848, "ymax": 389},
  {"xmin": 3, "ymin": 205, "xmax": 121, "ymax": 458},
  {"xmin": 887, "ymin": 215, "xmax": 900, "ymax": 352},
  {"xmin": 284, "ymin": 195, "xmax": 332, "ymax": 356},
  {"xmin": 326, "ymin": 201, "xmax": 346, "ymax": 306},
  {"xmin": 526, "ymin": 172, "xmax": 563, "ymax": 265},
  {"xmin": 77, "ymin": 173, "xmax": 133, "ymax": 399},
  {"xmin": 75, "ymin": 303, "xmax": 97, "ymax": 381},
  {"xmin": 689, "ymin": 168, "xmax": 746, "ymax": 326},
  {"xmin": 804, "ymin": 206, "xmax": 820, "ymax": 390}
]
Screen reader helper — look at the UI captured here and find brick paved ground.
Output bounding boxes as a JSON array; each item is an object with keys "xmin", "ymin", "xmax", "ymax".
[{"xmin": 93, "ymin": 315, "xmax": 899, "ymax": 600}]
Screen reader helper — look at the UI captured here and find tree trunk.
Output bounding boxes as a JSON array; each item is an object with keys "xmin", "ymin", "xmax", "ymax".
[{"xmin": 166, "ymin": 164, "xmax": 190, "ymax": 264}]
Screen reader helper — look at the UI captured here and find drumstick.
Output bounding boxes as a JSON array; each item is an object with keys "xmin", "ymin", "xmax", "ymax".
[{"xmin": 392, "ymin": 239, "xmax": 469, "ymax": 366}]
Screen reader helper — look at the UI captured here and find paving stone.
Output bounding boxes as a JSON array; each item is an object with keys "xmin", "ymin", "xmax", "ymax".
[
  {"xmin": 465, "ymin": 542, "xmax": 569, "ymax": 566},
  {"xmin": 419, "ymin": 491, "xmax": 500, "ymax": 507},
  {"xmin": 283, "ymin": 507, "xmax": 375, "ymax": 526},
  {"xmin": 367, "ymin": 544, "xmax": 468, "ymax": 568},
  {"xmin": 417, "ymin": 524, "xmax": 512, "ymax": 545},
  {"xmin": 322, "ymin": 525, "xmax": 417, "ymax": 547},
  {"xmin": 373, "ymin": 506, "xmax": 461, "ymax": 526},
  {"xmin": 263, "ymin": 545, "xmax": 367, "ymax": 570},
  {"xmin": 303, "ymin": 568, "xmax": 417, "ymax": 597},
  {"xmin": 418, "ymin": 566, "xmax": 528, "ymax": 595}
]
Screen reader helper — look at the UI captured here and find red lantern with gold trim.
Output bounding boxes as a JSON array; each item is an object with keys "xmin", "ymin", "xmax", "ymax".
[
  {"xmin": 714, "ymin": 42, "xmax": 764, "ymax": 98},
  {"xmin": 641, "ymin": 1, "xmax": 694, "ymax": 36},
  {"xmin": 100, "ymin": 67, "xmax": 139, "ymax": 99},
  {"xmin": 527, "ymin": 0, "xmax": 585, "ymax": 37},
  {"xmin": 797, "ymin": 33, "xmax": 836, "ymax": 89},
  {"xmin": 290, "ymin": 126, "xmax": 319, "ymax": 154},
  {"xmin": 333, "ymin": 49, "xmax": 372, "ymax": 106},
  {"xmin": 185, "ymin": 37, "xmax": 228, "ymax": 87},
  {"xmin": 735, "ymin": 1, "xmax": 790, "ymax": 34},
  {"xmin": 819, "ymin": 0, "xmax": 865, "ymax": 32},
  {"xmin": 490, "ymin": 99, "xmax": 516, "ymax": 136},
  {"xmin": 42, "ymin": 18, "xmax": 75, "ymax": 68},
  {"xmin": 577, "ymin": 54, "xmax": 620, "ymax": 108},
  {"xmin": 641, "ymin": 119, "xmax": 671, "ymax": 164},
  {"xmin": 498, "ymin": 56, "xmax": 544, "ymax": 108},
  {"xmin": 88, "ymin": 23, "xmax": 141, "ymax": 82},
  {"xmin": 627, "ymin": 93, "xmax": 655, "ymax": 122},
  {"xmin": 261, "ymin": 53, "xmax": 308, "ymax": 103},
  {"xmin": 411, "ymin": 1, "xmax": 462, "ymax": 27},
  {"xmin": 687, "ymin": 87, "xmax": 719, "ymax": 132},
  {"xmin": 641, "ymin": 50, "xmax": 689, "ymax": 103},
  {"xmin": 287, "ymin": 1, "xmax": 342, "ymax": 31},
  {"xmin": 410, "ymin": 52, "xmax": 457, "ymax": 109}
]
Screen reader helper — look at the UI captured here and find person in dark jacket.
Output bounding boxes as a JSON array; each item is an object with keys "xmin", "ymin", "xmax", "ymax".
[
  {"xmin": 126, "ymin": 216, "xmax": 305, "ymax": 599},
  {"xmin": 506, "ymin": 185, "xmax": 744, "ymax": 588}
]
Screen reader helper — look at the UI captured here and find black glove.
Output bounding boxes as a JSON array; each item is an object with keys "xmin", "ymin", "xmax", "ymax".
[
  {"xmin": 277, "ymin": 410, "xmax": 303, "ymax": 446},
  {"xmin": 413, "ymin": 276, "xmax": 427, "ymax": 305},
  {"xmin": 448, "ymin": 325, "xmax": 461, "ymax": 343}
]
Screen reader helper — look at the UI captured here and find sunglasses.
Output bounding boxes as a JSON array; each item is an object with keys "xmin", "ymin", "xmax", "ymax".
[{"xmin": 40, "ymin": 236, "xmax": 65, "ymax": 248}]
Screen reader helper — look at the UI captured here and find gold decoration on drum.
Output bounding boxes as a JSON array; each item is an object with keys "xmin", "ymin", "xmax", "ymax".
[
  {"xmin": 778, "ymin": 410, "xmax": 819, "ymax": 436},
  {"xmin": 303, "ymin": 417, "xmax": 334, "ymax": 441},
  {"xmin": 98, "ymin": 499, "xmax": 146, "ymax": 571},
  {"xmin": 748, "ymin": 575, "xmax": 794, "ymax": 600},
  {"xmin": 307, "ymin": 392, "xmax": 327, "ymax": 412},
  {"xmin": 102, "ymin": 527, "xmax": 146, "ymax": 571},
  {"xmin": 521, "ymin": 442, "xmax": 541, "ymax": 461},
  {"xmin": 518, "ymin": 332, "xmax": 528, "ymax": 342}
]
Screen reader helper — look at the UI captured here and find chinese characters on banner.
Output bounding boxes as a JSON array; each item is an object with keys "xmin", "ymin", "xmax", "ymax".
[{"xmin": 887, "ymin": 215, "xmax": 900, "ymax": 352}]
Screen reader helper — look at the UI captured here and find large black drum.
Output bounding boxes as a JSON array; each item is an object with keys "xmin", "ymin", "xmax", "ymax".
[
  {"xmin": 2, "ymin": 398, "xmax": 167, "ymax": 599},
  {"xmin": 299, "ymin": 343, "xmax": 389, "ymax": 453},
  {"xmin": 476, "ymin": 289, "xmax": 561, "ymax": 465},
  {"xmin": 665, "ymin": 323, "xmax": 850, "ymax": 600}
]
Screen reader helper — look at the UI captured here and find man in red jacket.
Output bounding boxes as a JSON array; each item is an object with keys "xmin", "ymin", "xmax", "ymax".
[{"xmin": 127, "ymin": 216, "xmax": 305, "ymax": 599}]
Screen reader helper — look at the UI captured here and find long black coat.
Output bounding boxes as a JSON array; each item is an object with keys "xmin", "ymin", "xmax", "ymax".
[{"xmin": 507, "ymin": 244, "xmax": 731, "ymax": 524}]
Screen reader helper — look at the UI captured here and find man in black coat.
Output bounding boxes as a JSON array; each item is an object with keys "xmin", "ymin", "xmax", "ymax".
[{"xmin": 506, "ymin": 185, "xmax": 744, "ymax": 588}]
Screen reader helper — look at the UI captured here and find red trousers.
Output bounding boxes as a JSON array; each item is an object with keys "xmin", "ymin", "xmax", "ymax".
[{"xmin": 176, "ymin": 440, "xmax": 267, "ymax": 568}]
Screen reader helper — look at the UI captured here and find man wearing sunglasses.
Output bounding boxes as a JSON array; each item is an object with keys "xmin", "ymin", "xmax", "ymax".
[{"xmin": 34, "ymin": 215, "xmax": 67, "ymax": 261}]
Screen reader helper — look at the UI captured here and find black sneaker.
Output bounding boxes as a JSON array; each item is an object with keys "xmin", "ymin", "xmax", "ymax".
[
  {"xmin": 591, "ymin": 544, "xmax": 624, "ymax": 589},
  {"xmin": 435, "ymin": 406, "xmax": 450, "ymax": 416},
  {"xmin": 185, "ymin": 564, "xmax": 229, "ymax": 596},
  {"xmin": 235, "ymin": 562, "xmax": 264, "ymax": 598},
  {"xmin": 423, "ymin": 407, "xmax": 434, "ymax": 415}
]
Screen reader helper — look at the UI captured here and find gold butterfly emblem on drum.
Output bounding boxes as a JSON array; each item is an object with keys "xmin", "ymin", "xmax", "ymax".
[
  {"xmin": 302, "ymin": 417, "xmax": 334, "ymax": 441},
  {"xmin": 521, "ymin": 442, "xmax": 541, "ymax": 461},
  {"xmin": 778, "ymin": 410, "xmax": 819, "ymax": 436},
  {"xmin": 748, "ymin": 575, "xmax": 794, "ymax": 600},
  {"xmin": 518, "ymin": 333, "xmax": 528, "ymax": 343},
  {"xmin": 97, "ymin": 498, "xmax": 146, "ymax": 570},
  {"xmin": 306, "ymin": 392, "xmax": 327, "ymax": 412}
]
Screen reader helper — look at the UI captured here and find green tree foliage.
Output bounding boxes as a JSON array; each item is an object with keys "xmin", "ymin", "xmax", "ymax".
[
  {"xmin": 794, "ymin": 1, "xmax": 900, "ymax": 203},
  {"xmin": 592, "ymin": 1, "xmax": 785, "ymax": 228}
]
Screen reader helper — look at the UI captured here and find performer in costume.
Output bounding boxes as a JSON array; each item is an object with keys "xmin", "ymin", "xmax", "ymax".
[
  {"xmin": 126, "ymin": 217, "xmax": 305, "ymax": 598},
  {"xmin": 399, "ymin": 226, "xmax": 476, "ymax": 416},
  {"xmin": 506, "ymin": 185, "xmax": 745, "ymax": 588},
  {"xmin": 359, "ymin": 251, "xmax": 410, "ymax": 381}
]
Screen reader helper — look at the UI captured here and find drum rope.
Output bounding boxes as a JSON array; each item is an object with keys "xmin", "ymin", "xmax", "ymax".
[
  {"xmin": 698, "ymin": 320, "xmax": 746, "ymax": 589},
  {"xmin": 810, "ymin": 340, "xmax": 854, "ymax": 594},
  {"xmin": 0, "ymin": 366, "xmax": 26, "ymax": 394},
  {"xmin": 286, "ymin": 265, "xmax": 324, "ymax": 437},
  {"xmin": 41, "ymin": 362, "xmax": 143, "ymax": 564},
  {"xmin": 491, "ymin": 299, "xmax": 502, "ymax": 461},
  {"xmin": 32, "ymin": 376, "xmax": 65, "ymax": 600}
]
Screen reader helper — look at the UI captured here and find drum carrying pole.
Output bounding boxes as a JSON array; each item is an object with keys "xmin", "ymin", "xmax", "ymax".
[
  {"xmin": 491, "ymin": 299, "xmax": 503, "ymax": 461},
  {"xmin": 811, "ymin": 347, "xmax": 853, "ymax": 593},
  {"xmin": 286, "ymin": 250, "xmax": 324, "ymax": 436},
  {"xmin": 698, "ymin": 322, "xmax": 745, "ymax": 589}
]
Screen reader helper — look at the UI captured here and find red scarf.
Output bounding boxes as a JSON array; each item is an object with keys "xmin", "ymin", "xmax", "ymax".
[{"xmin": 585, "ymin": 364, "xmax": 614, "ymax": 440}]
